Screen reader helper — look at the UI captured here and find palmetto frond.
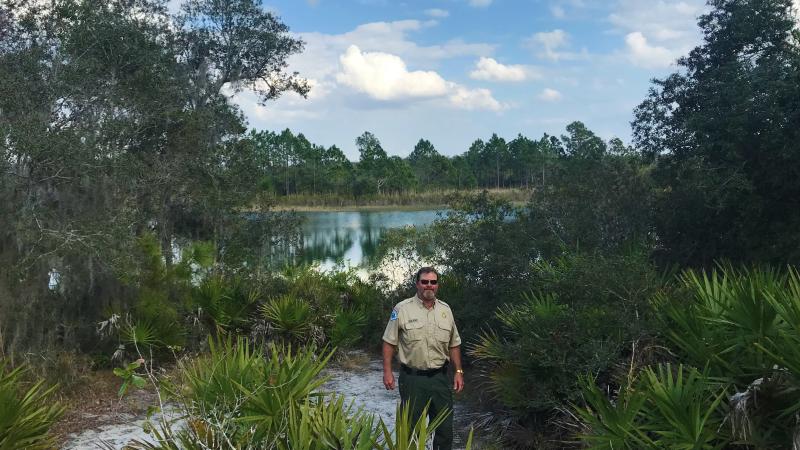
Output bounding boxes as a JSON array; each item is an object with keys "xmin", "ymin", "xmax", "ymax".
[
  {"xmin": 0, "ymin": 360, "xmax": 65, "ymax": 450},
  {"xmin": 260, "ymin": 294, "xmax": 314, "ymax": 344}
]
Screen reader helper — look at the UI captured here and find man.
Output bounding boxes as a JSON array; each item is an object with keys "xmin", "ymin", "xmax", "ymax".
[{"xmin": 382, "ymin": 267, "xmax": 464, "ymax": 450}]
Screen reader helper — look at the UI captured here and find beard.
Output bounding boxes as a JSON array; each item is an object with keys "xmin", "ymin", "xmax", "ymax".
[{"xmin": 421, "ymin": 289, "xmax": 436, "ymax": 301}]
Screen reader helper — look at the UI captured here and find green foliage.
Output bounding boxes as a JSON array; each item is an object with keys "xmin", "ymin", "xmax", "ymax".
[
  {"xmin": 639, "ymin": 364, "xmax": 727, "ymax": 449},
  {"xmin": 520, "ymin": 123, "xmax": 653, "ymax": 258},
  {"xmin": 260, "ymin": 295, "xmax": 315, "ymax": 344},
  {"xmin": 471, "ymin": 283, "xmax": 649, "ymax": 416},
  {"xmin": 260, "ymin": 266, "xmax": 385, "ymax": 349},
  {"xmin": 655, "ymin": 266, "xmax": 786, "ymax": 381},
  {"xmin": 113, "ymin": 358, "xmax": 147, "ymax": 398},
  {"xmin": 577, "ymin": 365, "xmax": 728, "ymax": 449},
  {"xmin": 633, "ymin": 0, "xmax": 800, "ymax": 266},
  {"xmin": 580, "ymin": 266, "xmax": 800, "ymax": 448},
  {"xmin": 329, "ymin": 307, "xmax": 367, "ymax": 349},
  {"xmin": 250, "ymin": 119, "xmax": 641, "ymax": 201},
  {"xmin": 654, "ymin": 266, "xmax": 800, "ymax": 446},
  {"xmin": 465, "ymin": 248, "xmax": 663, "ymax": 446},
  {"xmin": 576, "ymin": 375, "xmax": 647, "ymax": 450},
  {"xmin": 122, "ymin": 320, "xmax": 163, "ymax": 349},
  {"xmin": 424, "ymin": 193, "xmax": 535, "ymax": 337},
  {"xmin": 0, "ymin": 360, "xmax": 65, "ymax": 450},
  {"xmin": 0, "ymin": 0, "xmax": 306, "ymax": 353},
  {"xmin": 134, "ymin": 338, "xmax": 473, "ymax": 449},
  {"xmin": 174, "ymin": 338, "xmax": 331, "ymax": 442},
  {"xmin": 758, "ymin": 268, "xmax": 800, "ymax": 384},
  {"xmin": 281, "ymin": 395, "xmax": 380, "ymax": 450},
  {"xmin": 379, "ymin": 402, "xmax": 449, "ymax": 450},
  {"xmin": 189, "ymin": 276, "xmax": 260, "ymax": 337}
]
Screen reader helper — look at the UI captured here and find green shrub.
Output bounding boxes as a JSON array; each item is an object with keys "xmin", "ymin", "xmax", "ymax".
[
  {"xmin": 129, "ymin": 338, "xmax": 472, "ymax": 449},
  {"xmin": 655, "ymin": 265, "xmax": 785, "ymax": 381},
  {"xmin": 579, "ymin": 266, "xmax": 800, "ymax": 449},
  {"xmin": 189, "ymin": 275, "xmax": 260, "ymax": 337},
  {"xmin": 174, "ymin": 338, "xmax": 330, "ymax": 440},
  {"xmin": 260, "ymin": 295, "xmax": 315, "ymax": 344},
  {"xmin": 577, "ymin": 364, "xmax": 728, "ymax": 449},
  {"xmin": 467, "ymin": 249, "xmax": 664, "ymax": 446},
  {"xmin": 0, "ymin": 360, "xmax": 65, "ymax": 449},
  {"xmin": 328, "ymin": 307, "xmax": 367, "ymax": 349}
]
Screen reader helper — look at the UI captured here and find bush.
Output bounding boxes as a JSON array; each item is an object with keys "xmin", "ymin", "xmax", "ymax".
[
  {"xmin": 258, "ymin": 266, "xmax": 383, "ymax": 350},
  {"xmin": 0, "ymin": 359, "xmax": 65, "ymax": 449},
  {"xmin": 578, "ymin": 266, "xmax": 800, "ymax": 448},
  {"xmin": 469, "ymin": 249, "xmax": 664, "ymax": 446},
  {"xmin": 260, "ymin": 295, "xmax": 316, "ymax": 345},
  {"xmin": 130, "ymin": 338, "xmax": 471, "ymax": 449},
  {"xmin": 576, "ymin": 364, "xmax": 727, "ymax": 449},
  {"xmin": 170, "ymin": 337, "xmax": 331, "ymax": 443},
  {"xmin": 188, "ymin": 275, "xmax": 260, "ymax": 337},
  {"xmin": 329, "ymin": 307, "xmax": 367, "ymax": 349}
]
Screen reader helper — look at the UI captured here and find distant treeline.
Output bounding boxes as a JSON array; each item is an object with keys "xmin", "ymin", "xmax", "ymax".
[{"xmin": 250, "ymin": 123, "xmax": 628, "ymax": 197}]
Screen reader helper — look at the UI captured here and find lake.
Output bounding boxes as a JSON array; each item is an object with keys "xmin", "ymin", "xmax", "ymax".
[{"xmin": 295, "ymin": 209, "xmax": 443, "ymax": 271}]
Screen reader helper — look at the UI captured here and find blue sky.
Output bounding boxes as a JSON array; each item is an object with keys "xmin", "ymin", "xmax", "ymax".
[{"xmin": 232, "ymin": 0, "xmax": 712, "ymax": 160}]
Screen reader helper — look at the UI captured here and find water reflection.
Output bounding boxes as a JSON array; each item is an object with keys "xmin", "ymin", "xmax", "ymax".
[{"xmin": 296, "ymin": 210, "xmax": 441, "ymax": 269}]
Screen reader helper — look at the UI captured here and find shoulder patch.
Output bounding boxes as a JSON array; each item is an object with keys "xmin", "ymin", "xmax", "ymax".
[{"xmin": 390, "ymin": 309, "xmax": 398, "ymax": 321}]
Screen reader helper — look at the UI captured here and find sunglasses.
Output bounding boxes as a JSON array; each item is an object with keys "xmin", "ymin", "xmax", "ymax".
[{"xmin": 418, "ymin": 279, "xmax": 438, "ymax": 285}]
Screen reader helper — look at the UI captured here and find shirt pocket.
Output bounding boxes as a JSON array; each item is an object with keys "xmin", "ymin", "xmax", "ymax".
[
  {"xmin": 435, "ymin": 320, "xmax": 452, "ymax": 343},
  {"xmin": 402, "ymin": 321, "xmax": 425, "ymax": 343}
]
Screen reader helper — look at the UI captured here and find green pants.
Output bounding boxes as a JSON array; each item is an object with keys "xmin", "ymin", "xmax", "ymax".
[{"xmin": 399, "ymin": 370, "xmax": 454, "ymax": 450}]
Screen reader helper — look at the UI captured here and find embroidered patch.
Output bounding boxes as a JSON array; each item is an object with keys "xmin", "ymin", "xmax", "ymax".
[
  {"xmin": 442, "ymin": 312, "xmax": 447, "ymax": 318},
  {"xmin": 390, "ymin": 310, "xmax": 398, "ymax": 321}
]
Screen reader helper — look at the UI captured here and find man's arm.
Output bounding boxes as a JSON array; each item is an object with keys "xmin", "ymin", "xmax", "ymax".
[
  {"xmin": 450, "ymin": 345, "xmax": 464, "ymax": 393},
  {"xmin": 382, "ymin": 341, "xmax": 397, "ymax": 390}
]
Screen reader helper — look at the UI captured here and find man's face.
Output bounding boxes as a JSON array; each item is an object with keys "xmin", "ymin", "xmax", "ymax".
[{"xmin": 416, "ymin": 272, "xmax": 439, "ymax": 301}]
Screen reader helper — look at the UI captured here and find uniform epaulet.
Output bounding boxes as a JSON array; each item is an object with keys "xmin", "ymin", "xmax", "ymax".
[
  {"xmin": 395, "ymin": 297, "xmax": 415, "ymax": 309},
  {"xmin": 437, "ymin": 299, "xmax": 451, "ymax": 309}
]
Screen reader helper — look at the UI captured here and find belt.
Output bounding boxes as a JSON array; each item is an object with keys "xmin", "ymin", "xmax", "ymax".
[{"xmin": 400, "ymin": 362, "xmax": 448, "ymax": 376}]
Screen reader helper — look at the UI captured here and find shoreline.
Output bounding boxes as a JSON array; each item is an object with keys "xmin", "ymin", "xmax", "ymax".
[
  {"xmin": 247, "ymin": 188, "xmax": 531, "ymax": 213},
  {"xmin": 269, "ymin": 204, "xmax": 449, "ymax": 212}
]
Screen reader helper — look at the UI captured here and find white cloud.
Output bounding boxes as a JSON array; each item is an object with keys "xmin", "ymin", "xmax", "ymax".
[
  {"xmin": 450, "ymin": 87, "xmax": 503, "ymax": 111},
  {"xmin": 469, "ymin": 57, "xmax": 538, "ymax": 82},
  {"xmin": 336, "ymin": 46, "xmax": 505, "ymax": 111},
  {"xmin": 230, "ymin": 20, "xmax": 501, "ymax": 130},
  {"xmin": 624, "ymin": 32, "xmax": 675, "ymax": 68},
  {"xmin": 292, "ymin": 20, "xmax": 494, "ymax": 84},
  {"xmin": 538, "ymin": 88, "xmax": 563, "ymax": 102},
  {"xmin": 469, "ymin": 0, "xmax": 493, "ymax": 7},
  {"xmin": 336, "ymin": 45, "xmax": 449, "ymax": 100},
  {"xmin": 609, "ymin": 0, "xmax": 707, "ymax": 68},
  {"xmin": 424, "ymin": 8, "xmax": 450, "ymax": 18},
  {"xmin": 550, "ymin": 5, "xmax": 566, "ymax": 18},
  {"xmin": 524, "ymin": 29, "xmax": 586, "ymax": 61}
]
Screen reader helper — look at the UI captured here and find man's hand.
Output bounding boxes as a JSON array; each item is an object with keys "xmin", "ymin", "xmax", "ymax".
[
  {"xmin": 453, "ymin": 372, "xmax": 464, "ymax": 393},
  {"xmin": 383, "ymin": 371, "xmax": 396, "ymax": 390},
  {"xmin": 382, "ymin": 342, "xmax": 397, "ymax": 390}
]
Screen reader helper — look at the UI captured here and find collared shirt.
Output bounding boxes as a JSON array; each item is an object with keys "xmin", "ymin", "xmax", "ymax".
[{"xmin": 382, "ymin": 295, "xmax": 462, "ymax": 370}]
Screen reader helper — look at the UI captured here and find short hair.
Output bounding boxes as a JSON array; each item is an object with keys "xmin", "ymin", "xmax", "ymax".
[{"xmin": 415, "ymin": 267, "xmax": 439, "ymax": 283}]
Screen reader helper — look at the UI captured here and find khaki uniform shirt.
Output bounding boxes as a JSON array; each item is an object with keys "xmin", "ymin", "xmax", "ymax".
[{"xmin": 382, "ymin": 296, "xmax": 462, "ymax": 370}]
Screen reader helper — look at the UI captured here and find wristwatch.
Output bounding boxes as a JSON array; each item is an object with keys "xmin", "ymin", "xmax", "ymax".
[{"xmin": 455, "ymin": 369, "xmax": 464, "ymax": 374}]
